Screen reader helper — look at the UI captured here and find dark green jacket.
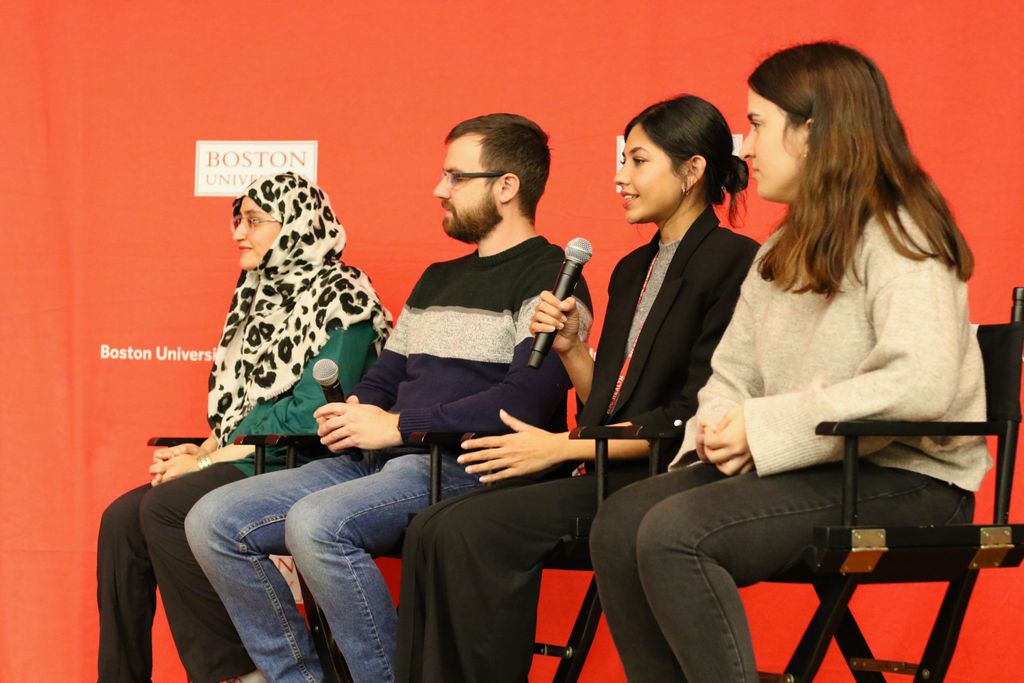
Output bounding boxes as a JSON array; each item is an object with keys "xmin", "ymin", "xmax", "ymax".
[{"xmin": 227, "ymin": 320, "xmax": 378, "ymax": 476}]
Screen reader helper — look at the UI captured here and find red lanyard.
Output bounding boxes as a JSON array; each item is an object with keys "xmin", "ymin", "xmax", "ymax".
[{"xmin": 605, "ymin": 251, "xmax": 660, "ymax": 416}]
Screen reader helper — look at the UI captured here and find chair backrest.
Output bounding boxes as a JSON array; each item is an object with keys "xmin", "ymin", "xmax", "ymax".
[
  {"xmin": 977, "ymin": 322, "xmax": 1024, "ymax": 423},
  {"xmin": 978, "ymin": 287, "xmax": 1024, "ymax": 524}
]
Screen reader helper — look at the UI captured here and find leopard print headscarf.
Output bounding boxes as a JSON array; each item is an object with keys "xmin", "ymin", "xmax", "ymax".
[{"xmin": 208, "ymin": 172, "xmax": 391, "ymax": 445}]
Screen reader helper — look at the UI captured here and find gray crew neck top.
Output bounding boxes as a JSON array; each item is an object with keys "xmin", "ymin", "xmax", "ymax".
[{"xmin": 624, "ymin": 237, "xmax": 681, "ymax": 359}]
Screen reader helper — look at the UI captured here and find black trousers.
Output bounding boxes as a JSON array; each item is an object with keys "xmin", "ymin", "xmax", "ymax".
[
  {"xmin": 589, "ymin": 462, "xmax": 975, "ymax": 683},
  {"xmin": 395, "ymin": 463, "xmax": 648, "ymax": 683},
  {"xmin": 97, "ymin": 463, "xmax": 254, "ymax": 683}
]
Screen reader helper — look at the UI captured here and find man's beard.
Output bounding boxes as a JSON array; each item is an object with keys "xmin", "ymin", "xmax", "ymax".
[{"xmin": 442, "ymin": 195, "xmax": 501, "ymax": 244}]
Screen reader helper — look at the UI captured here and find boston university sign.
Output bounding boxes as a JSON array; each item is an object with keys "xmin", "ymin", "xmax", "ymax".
[{"xmin": 195, "ymin": 140, "xmax": 318, "ymax": 196}]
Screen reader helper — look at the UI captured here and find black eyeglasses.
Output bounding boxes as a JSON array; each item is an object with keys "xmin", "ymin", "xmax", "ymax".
[{"xmin": 440, "ymin": 170, "xmax": 508, "ymax": 189}]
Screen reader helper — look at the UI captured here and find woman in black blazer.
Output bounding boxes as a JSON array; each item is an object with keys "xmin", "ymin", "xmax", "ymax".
[{"xmin": 394, "ymin": 95, "xmax": 759, "ymax": 683}]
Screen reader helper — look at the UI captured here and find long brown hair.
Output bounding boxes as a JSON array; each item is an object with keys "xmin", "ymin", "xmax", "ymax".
[{"xmin": 750, "ymin": 42, "xmax": 973, "ymax": 295}]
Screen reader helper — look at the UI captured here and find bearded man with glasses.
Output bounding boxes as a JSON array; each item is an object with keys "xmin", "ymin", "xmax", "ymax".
[{"xmin": 187, "ymin": 113, "xmax": 592, "ymax": 683}]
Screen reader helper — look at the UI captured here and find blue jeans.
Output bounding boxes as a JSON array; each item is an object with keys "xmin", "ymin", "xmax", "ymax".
[{"xmin": 185, "ymin": 450, "xmax": 481, "ymax": 683}]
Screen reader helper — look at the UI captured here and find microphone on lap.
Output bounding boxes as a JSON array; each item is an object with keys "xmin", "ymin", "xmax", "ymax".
[
  {"xmin": 313, "ymin": 359, "xmax": 346, "ymax": 403},
  {"xmin": 529, "ymin": 237, "xmax": 593, "ymax": 369}
]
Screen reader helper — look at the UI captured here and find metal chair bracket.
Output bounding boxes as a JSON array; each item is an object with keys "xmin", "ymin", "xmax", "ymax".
[
  {"xmin": 756, "ymin": 673, "xmax": 793, "ymax": 683},
  {"xmin": 840, "ymin": 528, "xmax": 887, "ymax": 574},
  {"xmin": 970, "ymin": 526, "xmax": 1013, "ymax": 569},
  {"xmin": 850, "ymin": 656, "xmax": 918, "ymax": 675},
  {"xmin": 535, "ymin": 642, "xmax": 574, "ymax": 659}
]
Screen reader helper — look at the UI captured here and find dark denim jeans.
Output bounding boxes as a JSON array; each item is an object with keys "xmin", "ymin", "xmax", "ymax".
[{"xmin": 590, "ymin": 461, "xmax": 974, "ymax": 683}]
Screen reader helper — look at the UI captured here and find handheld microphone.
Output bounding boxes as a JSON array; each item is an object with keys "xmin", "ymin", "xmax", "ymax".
[
  {"xmin": 528, "ymin": 237, "xmax": 593, "ymax": 369},
  {"xmin": 312, "ymin": 359, "xmax": 346, "ymax": 404},
  {"xmin": 312, "ymin": 358, "xmax": 363, "ymax": 460}
]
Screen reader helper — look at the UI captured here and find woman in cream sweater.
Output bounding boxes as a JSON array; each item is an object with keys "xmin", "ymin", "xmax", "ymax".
[{"xmin": 590, "ymin": 42, "xmax": 988, "ymax": 683}]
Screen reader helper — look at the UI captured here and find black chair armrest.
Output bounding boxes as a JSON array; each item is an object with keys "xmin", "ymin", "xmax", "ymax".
[
  {"xmin": 405, "ymin": 432, "xmax": 492, "ymax": 505},
  {"xmin": 815, "ymin": 420, "xmax": 1001, "ymax": 438},
  {"xmin": 232, "ymin": 433, "xmax": 325, "ymax": 474},
  {"xmin": 815, "ymin": 420, "xmax": 1001, "ymax": 526},
  {"xmin": 570, "ymin": 424, "xmax": 686, "ymax": 441},
  {"xmin": 570, "ymin": 422, "xmax": 686, "ymax": 501},
  {"xmin": 234, "ymin": 433, "xmax": 322, "ymax": 447},
  {"xmin": 147, "ymin": 437, "xmax": 207, "ymax": 447},
  {"xmin": 406, "ymin": 431, "xmax": 486, "ymax": 448}
]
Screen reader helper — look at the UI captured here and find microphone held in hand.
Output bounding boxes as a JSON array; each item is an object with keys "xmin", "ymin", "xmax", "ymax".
[
  {"xmin": 313, "ymin": 359, "xmax": 346, "ymax": 404},
  {"xmin": 529, "ymin": 237, "xmax": 593, "ymax": 369},
  {"xmin": 312, "ymin": 358, "xmax": 363, "ymax": 460}
]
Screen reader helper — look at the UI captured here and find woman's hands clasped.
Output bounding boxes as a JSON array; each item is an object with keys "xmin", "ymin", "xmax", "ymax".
[
  {"xmin": 149, "ymin": 444, "xmax": 206, "ymax": 486},
  {"xmin": 697, "ymin": 406, "xmax": 755, "ymax": 476}
]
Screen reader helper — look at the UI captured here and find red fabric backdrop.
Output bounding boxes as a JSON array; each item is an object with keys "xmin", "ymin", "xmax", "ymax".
[{"xmin": 1, "ymin": 1, "xmax": 1022, "ymax": 680}]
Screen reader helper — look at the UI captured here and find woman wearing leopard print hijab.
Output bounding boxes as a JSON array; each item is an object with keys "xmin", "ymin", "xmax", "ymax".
[
  {"xmin": 97, "ymin": 173, "xmax": 390, "ymax": 683},
  {"xmin": 208, "ymin": 172, "xmax": 390, "ymax": 446}
]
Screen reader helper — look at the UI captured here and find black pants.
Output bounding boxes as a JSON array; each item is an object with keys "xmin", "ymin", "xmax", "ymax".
[
  {"xmin": 589, "ymin": 461, "xmax": 975, "ymax": 683},
  {"xmin": 97, "ymin": 463, "xmax": 254, "ymax": 683},
  {"xmin": 395, "ymin": 464, "xmax": 648, "ymax": 683}
]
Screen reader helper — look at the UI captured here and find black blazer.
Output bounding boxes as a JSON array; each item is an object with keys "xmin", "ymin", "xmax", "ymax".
[{"xmin": 578, "ymin": 207, "xmax": 759, "ymax": 433}]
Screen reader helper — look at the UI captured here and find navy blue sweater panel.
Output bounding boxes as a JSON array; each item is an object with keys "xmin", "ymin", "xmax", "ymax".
[{"xmin": 352, "ymin": 236, "xmax": 592, "ymax": 438}]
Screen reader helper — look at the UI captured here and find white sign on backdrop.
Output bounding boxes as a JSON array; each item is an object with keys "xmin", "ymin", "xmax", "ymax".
[{"xmin": 195, "ymin": 141, "xmax": 318, "ymax": 197}]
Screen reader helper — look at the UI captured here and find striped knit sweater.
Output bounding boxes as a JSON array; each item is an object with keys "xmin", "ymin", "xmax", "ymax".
[{"xmin": 353, "ymin": 236, "xmax": 593, "ymax": 440}]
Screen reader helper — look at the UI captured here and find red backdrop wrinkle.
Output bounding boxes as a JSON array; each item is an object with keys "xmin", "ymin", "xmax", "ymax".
[{"xmin": 1, "ymin": 2, "xmax": 1021, "ymax": 680}]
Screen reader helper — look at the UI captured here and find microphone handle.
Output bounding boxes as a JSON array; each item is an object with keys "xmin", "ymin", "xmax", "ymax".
[
  {"xmin": 529, "ymin": 260, "xmax": 584, "ymax": 368},
  {"xmin": 551, "ymin": 260, "xmax": 583, "ymax": 299},
  {"xmin": 320, "ymin": 383, "xmax": 346, "ymax": 404},
  {"xmin": 318, "ymin": 382, "xmax": 363, "ymax": 460}
]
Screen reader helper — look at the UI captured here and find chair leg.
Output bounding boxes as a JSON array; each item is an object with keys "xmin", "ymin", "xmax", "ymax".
[
  {"xmin": 810, "ymin": 584, "xmax": 884, "ymax": 683},
  {"xmin": 782, "ymin": 577, "xmax": 859, "ymax": 683},
  {"xmin": 298, "ymin": 574, "xmax": 352, "ymax": 683},
  {"xmin": 551, "ymin": 577, "xmax": 603, "ymax": 683},
  {"xmin": 913, "ymin": 572, "xmax": 979, "ymax": 683}
]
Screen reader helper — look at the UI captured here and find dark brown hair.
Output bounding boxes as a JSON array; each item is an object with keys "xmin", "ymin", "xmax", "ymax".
[
  {"xmin": 750, "ymin": 41, "xmax": 973, "ymax": 295},
  {"xmin": 446, "ymin": 113, "xmax": 550, "ymax": 222},
  {"xmin": 625, "ymin": 95, "xmax": 748, "ymax": 225}
]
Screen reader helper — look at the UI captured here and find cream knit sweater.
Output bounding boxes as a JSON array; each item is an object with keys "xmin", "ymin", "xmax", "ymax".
[{"xmin": 670, "ymin": 216, "xmax": 991, "ymax": 492}]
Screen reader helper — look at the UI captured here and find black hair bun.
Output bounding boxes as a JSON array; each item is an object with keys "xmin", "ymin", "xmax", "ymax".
[{"xmin": 723, "ymin": 155, "xmax": 749, "ymax": 194}]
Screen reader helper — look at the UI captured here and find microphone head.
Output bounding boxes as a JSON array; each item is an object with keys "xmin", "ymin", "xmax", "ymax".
[
  {"xmin": 564, "ymin": 237, "xmax": 593, "ymax": 265},
  {"xmin": 312, "ymin": 358, "xmax": 340, "ymax": 387}
]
